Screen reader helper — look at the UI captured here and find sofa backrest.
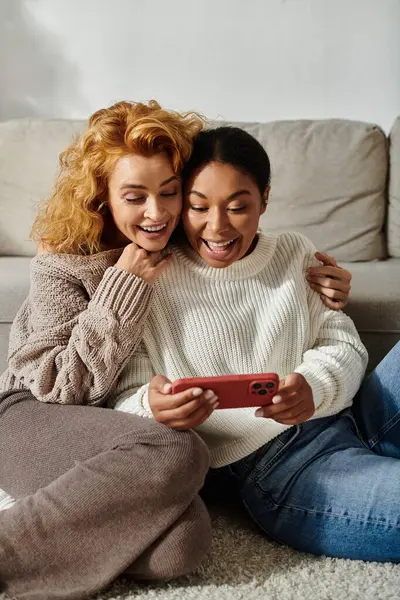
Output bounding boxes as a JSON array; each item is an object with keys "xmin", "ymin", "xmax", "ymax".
[
  {"xmin": 0, "ymin": 119, "xmax": 86, "ymax": 256},
  {"xmin": 0, "ymin": 116, "xmax": 393, "ymax": 261},
  {"xmin": 213, "ymin": 119, "xmax": 388, "ymax": 262},
  {"xmin": 389, "ymin": 117, "xmax": 400, "ymax": 258}
]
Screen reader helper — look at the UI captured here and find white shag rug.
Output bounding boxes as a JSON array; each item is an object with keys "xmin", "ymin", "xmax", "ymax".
[
  {"xmin": 1, "ymin": 504, "xmax": 399, "ymax": 600},
  {"xmin": 95, "ymin": 504, "xmax": 400, "ymax": 600},
  {"xmin": 4, "ymin": 503, "xmax": 396, "ymax": 600}
]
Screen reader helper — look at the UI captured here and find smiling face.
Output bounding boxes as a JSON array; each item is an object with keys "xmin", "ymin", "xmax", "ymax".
[
  {"xmin": 182, "ymin": 162, "xmax": 268, "ymax": 268},
  {"xmin": 106, "ymin": 152, "xmax": 182, "ymax": 251}
]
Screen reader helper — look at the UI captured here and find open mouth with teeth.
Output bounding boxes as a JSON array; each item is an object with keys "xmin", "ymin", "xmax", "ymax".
[
  {"xmin": 202, "ymin": 238, "xmax": 238, "ymax": 256},
  {"xmin": 138, "ymin": 224, "xmax": 167, "ymax": 233},
  {"xmin": 137, "ymin": 223, "xmax": 169, "ymax": 240}
]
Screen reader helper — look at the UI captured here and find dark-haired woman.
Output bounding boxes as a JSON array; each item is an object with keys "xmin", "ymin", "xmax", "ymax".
[{"xmin": 116, "ymin": 126, "xmax": 400, "ymax": 563}]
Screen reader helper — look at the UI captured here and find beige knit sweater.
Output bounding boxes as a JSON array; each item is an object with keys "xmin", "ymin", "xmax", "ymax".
[{"xmin": 0, "ymin": 248, "xmax": 154, "ymax": 405}]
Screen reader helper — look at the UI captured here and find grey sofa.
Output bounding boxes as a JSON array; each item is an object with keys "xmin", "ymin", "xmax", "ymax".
[{"xmin": 0, "ymin": 117, "xmax": 399, "ymax": 375}]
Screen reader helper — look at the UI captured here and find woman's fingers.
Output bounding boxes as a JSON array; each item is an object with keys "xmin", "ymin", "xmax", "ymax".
[
  {"xmin": 308, "ymin": 265, "xmax": 352, "ymax": 282},
  {"xmin": 155, "ymin": 386, "xmax": 206, "ymax": 409},
  {"xmin": 115, "ymin": 244, "xmax": 173, "ymax": 284},
  {"xmin": 148, "ymin": 249, "xmax": 172, "ymax": 266},
  {"xmin": 307, "ymin": 273, "xmax": 351, "ymax": 293},
  {"xmin": 314, "ymin": 251, "xmax": 338, "ymax": 267},
  {"xmin": 169, "ymin": 404, "xmax": 217, "ymax": 430},
  {"xmin": 308, "ymin": 281, "xmax": 348, "ymax": 301},
  {"xmin": 321, "ymin": 295, "xmax": 347, "ymax": 311},
  {"xmin": 307, "ymin": 259, "xmax": 351, "ymax": 309},
  {"xmin": 273, "ymin": 408, "xmax": 313, "ymax": 425},
  {"xmin": 257, "ymin": 395, "xmax": 303, "ymax": 419},
  {"xmin": 155, "ymin": 392, "xmax": 218, "ymax": 424}
]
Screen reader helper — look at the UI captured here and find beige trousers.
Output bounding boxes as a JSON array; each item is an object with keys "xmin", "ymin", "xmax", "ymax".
[{"xmin": 0, "ymin": 391, "xmax": 211, "ymax": 600}]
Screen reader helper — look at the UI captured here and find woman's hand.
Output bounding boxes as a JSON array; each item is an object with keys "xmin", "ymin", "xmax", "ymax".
[
  {"xmin": 255, "ymin": 373, "xmax": 314, "ymax": 425},
  {"xmin": 148, "ymin": 375, "xmax": 219, "ymax": 430},
  {"xmin": 115, "ymin": 243, "xmax": 173, "ymax": 284},
  {"xmin": 306, "ymin": 252, "xmax": 352, "ymax": 311}
]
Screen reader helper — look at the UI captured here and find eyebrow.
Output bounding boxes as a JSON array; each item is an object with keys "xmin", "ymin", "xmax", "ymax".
[
  {"xmin": 188, "ymin": 189, "xmax": 251, "ymax": 201},
  {"xmin": 120, "ymin": 175, "xmax": 178, "ymax": 191}
]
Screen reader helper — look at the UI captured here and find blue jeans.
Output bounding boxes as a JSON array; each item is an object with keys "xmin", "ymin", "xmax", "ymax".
[{"xmin": 225, "ymin": 342, "xmax": 400, "ymax": 562}]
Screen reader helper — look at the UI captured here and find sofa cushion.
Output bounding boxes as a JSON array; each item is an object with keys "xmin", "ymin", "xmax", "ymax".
[
  {"xmin": 0, "ymin": 119, "xmax": 86, "ymax": 257},
  {"xmin": 388, "ymin": 117, "xmax": 400, "ymax": 257},
  {"xmin": 342, "ymin": 258, "xmax": 400, "ymax": 370},
  {"xmin": 0, "ymin": 324, "xmax": 11, "ymax": 378},
  {"xmin": 0, "ymin": 257, "xmax": 31, "ymax": 373},
  {"xmin": 0, "ymin": 257, "xmax": 31, "ymax": 321},
  {"xmin": 222, "ymin": 119, "xmax": 388, "ymax": 262},
  {"xmin": 342, "ymin": 259, "xmax": 400, "ymax": 330}
]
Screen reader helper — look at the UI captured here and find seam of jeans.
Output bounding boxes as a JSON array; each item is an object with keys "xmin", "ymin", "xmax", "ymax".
[
  {"xmin": 242, "ymin": 497, "xmax": 400, "ymax": 549},
  {"xmin": 251, "ymin": 492, "xmax": 400, "ymax": 527},
  {"xmin": 341, "ymin": 412, "xmax": 370, "ymax": 450},
  {"xmin": 251, "ymin": 425, "xmax": 302, "ymax": 484},
  {"xmin": 241, "ymin": 496, "xmax": 285, "ymax": 544},
  {"xmin": 368, "ymin": 411, "xmax": 400, "ymax": 449}
]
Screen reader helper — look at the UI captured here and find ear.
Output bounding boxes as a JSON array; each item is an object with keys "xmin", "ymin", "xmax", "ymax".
[{"xmin": 260, "ymin": 185, "xmax": 270, "ymax": 215}]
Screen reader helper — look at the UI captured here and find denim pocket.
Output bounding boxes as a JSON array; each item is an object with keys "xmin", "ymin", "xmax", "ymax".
[
  {"xmin": 340, "ymin": 408, "xmax": 370, "ymax": 450},
  {"xmin": 253, "ymin": 412, "xmax": 364, "ymax": 505},
  {"xmin": 228, "ymin": 426, "xmax": 300, "ymax": 487},
  {"xmin": 251, "ymin": 425, "xmax": 302, "ymax": 484}
]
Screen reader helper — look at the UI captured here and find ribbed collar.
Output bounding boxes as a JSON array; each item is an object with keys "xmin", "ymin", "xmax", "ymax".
[
  {"xmin": 32, "ymin": 233, "xmax": 278, "ymax": 282},
  {"xmin": 171, "ymin": 232, "xmax": 278, "ymax": 281}
]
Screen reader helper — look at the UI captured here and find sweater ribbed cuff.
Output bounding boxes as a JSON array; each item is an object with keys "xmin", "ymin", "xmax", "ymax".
[
  {"xmin": 90, "ymin": 267, "xmax": 153, "ymax": 322},
  {"xmin": 114, "ymin": 384, "xmax": 153, "ymax": 418},
  {"xmin": 294, "ymin": 364, "xmax": 327, "ymax": 409},
  {"xmin": 141, "ymin": 386, "xmax": 153, "ymax": 417}
]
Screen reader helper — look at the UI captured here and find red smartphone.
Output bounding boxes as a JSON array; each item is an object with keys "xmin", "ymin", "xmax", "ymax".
[{"xmin": 171, "ymin": 373, "xmax": 279, "ymax": 409}]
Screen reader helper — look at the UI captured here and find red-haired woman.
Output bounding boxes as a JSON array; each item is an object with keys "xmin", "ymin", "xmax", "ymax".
[{"xmin": 0, "ymin": 101, "xmax": 351, "ymax": 600}]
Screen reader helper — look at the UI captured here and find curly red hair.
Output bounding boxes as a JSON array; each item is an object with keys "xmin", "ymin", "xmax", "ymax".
[{"xmin": 31, "ymin": 100, "xmax": 204, "ymax": 254}]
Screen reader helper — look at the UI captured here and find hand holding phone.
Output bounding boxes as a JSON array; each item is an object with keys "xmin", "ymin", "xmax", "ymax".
[
  {"xmin": 148, "ymin": 375, "xmax": 219, "ymax": 430},
  {"xmin": 172, "ymin": 373, "xmax": 279, "ymax": 410},
  {"xmin": 255, "ymin": 372, "xmax": 315, "ymax": 425}
]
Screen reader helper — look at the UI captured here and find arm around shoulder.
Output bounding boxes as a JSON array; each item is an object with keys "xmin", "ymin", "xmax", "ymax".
[
  {"xmin": 283, "ymin": 233, "xmax": 368, "ymax": 417},
  {"xmin": 295, "ymin": 281, "xmax": 368, "ymax": 418}
]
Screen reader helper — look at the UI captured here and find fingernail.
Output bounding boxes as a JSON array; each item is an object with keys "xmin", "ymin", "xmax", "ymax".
[
  {"xmin": 204, "ymin": 389, "xmax": 214, "ymax": 400},
  {"xmin": 209, "ymin": 395, "xmax": 219, "ymax": 404},
  {"xmin": 192, "ymin": 388, "xmax": 203, "ymax": 397},
  {"xmin": 211, "ymin": 401, "xmax": 219, "ymax": 409},
  {"xmin": 272, "ymin": 395, "xmax": 282, "ymax": 404},
  {"xmin": 255, "ymin": 409, "xmax": 263, "ymax": 418},
  {"xmin": 163, "ymin": 383, "xmax": 172, "ymax": 393}
]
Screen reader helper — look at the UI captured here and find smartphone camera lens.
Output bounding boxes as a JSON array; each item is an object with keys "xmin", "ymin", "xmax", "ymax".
[
  {"xmin": 252, "ymin": 383, "xmax": 262, "ymax": 389},
  {"xmin": 258, "ymin": 389, "xmax": 267, "ymax": 395},
  {"xmin": 265, "ymin": 382, "xmax": 274, "ymax": 388}
]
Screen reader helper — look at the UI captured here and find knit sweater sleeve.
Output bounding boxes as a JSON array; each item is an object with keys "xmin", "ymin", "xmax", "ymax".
[
  {"xmin": 291, "ymin": 235, "xmax": 368, "ymax": 417},
  {"xmin": 7, "ymin": 260, "xmax": 153, "ymax": 406}
]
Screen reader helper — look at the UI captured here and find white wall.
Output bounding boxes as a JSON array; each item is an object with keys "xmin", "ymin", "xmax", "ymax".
[{"xmin": 0, "ymin": 0, "xmax": 399, "ymax": 131}]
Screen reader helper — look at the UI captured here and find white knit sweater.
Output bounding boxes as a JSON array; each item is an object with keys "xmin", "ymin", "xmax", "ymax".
[{"xmin": 115, "ymin": 232, "xmax": 368, "ymax": 467}]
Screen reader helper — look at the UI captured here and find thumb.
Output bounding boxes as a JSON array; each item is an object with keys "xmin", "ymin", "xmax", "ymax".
[
  {"xmin": 151, "ymin": 375, "xmax": 172, "ymax": 394},
  {"xmin": 279, "ymin": 373, "xmax": 303, "ymax": 394}
]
